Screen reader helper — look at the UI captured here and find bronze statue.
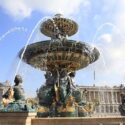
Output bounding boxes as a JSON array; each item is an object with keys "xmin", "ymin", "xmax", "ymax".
[
  {"xmin": 13, "ymin": 75, "xmax": 25, "ymax": 101},
  {"xmin": 19, "ymin": 14, "xmax": 100, "ymax": 117}
]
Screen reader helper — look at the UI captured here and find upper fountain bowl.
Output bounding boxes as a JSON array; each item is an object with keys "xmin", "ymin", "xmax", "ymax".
[{"xmin": 40, "ymin": 14, "xmax": 78, "ymax": 38}]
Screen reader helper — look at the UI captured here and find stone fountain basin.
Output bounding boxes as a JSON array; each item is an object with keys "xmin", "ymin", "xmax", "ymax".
[
  {"xmin": 0, "ymin": 113, "xmax": 125, "ymax": 125},
  {"xmin": 32, "ymin": 116, "xmax": 125, "ymax": 125},
  {"xmin": 19, "ymin": 40, "xmax": 99, "ymax": 71}
]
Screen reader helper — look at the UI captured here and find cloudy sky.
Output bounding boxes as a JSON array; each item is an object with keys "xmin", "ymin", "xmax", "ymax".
[{"xmin": 0, "ymin": 0, "xmax": 125, "ymax": 97}]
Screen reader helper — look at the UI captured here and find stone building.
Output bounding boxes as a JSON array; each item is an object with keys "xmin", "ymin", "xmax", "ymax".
[
  {"xmin": 79, "ymin": 85, "xmax": 123, "ymax": 116},
  {"xmin": 0, "ymin": 81, "xmax": 10, "ymax": 102}
]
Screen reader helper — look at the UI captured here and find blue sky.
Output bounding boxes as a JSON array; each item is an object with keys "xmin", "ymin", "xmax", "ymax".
[{"xmin": 0, "ymin": 0, "xmax": 125, "ymax": 97}]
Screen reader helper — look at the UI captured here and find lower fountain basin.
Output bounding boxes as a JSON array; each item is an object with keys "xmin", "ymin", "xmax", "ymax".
[
  {"xmin": 0, "ymin": 113, "xmax": 125, "ymax": 125},
  {"xmin": 32, "ymin": 116, "xmax": 125, "ymax": 125},
  {"xmin": 19, "ymin": 39, "xmax": 99, "ymax": 71}
]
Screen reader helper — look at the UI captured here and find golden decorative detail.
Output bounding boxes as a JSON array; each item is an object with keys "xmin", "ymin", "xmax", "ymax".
[
  {"xmin": 40, "ymin": 15, "xmax": 78, "ymax": 37},
  {"xmin": 2, "ymin": 87, "xmax": 14, "ymax": 107},
  {"xmin": 54, "ymin": 84, "xmax": 59, "ymax": 102},
  {"xmin": 57, "ymin": 95, "xmax": 76, "ymax": 113},
  {"xmin": 26, "ymin": 98, "xmax": 38, "ymax": 106},
  {"xmin": 37, "ymin": 106, "xmax": 49, "ymax": 113},
  {"xmin": 66, "ymin": 95, "xmax": 75, "ymax": 106},
  {"xmin": 21, "ymin": 40, "xmax": 95, "ymax": 71},
  {"xmin": 78, "ymin": 103, "xmax": 94, "ymax": 113},
  {"xmin": 57, "ymin": 105, "xmax": 75, "ymax": 113}
]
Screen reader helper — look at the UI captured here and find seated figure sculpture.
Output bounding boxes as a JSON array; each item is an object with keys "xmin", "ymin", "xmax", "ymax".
[
  {"xmin": 1, "ymin": 75, "xmax": 36, "ymax": 112},
  {"xmin": 58, "ymin": 69, "xmax": 70, "ymax": 103},
  {"xmin": 13, "ymin": 75, "xmax": 25, "ymax": 101}
]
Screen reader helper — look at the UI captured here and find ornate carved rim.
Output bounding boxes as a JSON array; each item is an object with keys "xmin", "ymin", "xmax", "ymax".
[
  {"xmin": 19, "ymin": 40, "xmax": 99, "ymax": 71},
  {"xmin": 40, "ymin": 17, "xmax": 78, "ymax": 37}
]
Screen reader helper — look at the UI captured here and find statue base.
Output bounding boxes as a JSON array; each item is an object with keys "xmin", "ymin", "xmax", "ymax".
[{"xmin": 1, "ymin": 101, "xmax": 36, "ymax": 112}]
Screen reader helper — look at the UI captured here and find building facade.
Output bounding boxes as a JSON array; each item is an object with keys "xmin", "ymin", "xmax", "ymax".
[
  {"xmin": 79, "ymin": 85, "xmax": 123, "ymax": 116},
  {"xmin": 0, "ymin": 81, "xmax": 10, "ymax": 102}
]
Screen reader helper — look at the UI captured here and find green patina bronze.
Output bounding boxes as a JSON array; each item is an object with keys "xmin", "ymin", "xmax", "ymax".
[
  {"xmin": 0, "ymin": 75, "xmax": 36, "ymax": 112},
  {"xmin": 19, "ymin": 14, "xmax": 100, "ymax": 117},
  {"xmin": 1, "ymin": 14, "xmax": 100, "ymax": 117}
]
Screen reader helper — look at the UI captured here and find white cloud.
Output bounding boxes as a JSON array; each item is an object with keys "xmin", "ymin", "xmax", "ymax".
[
  {"xmin": 113, "ymin": 0, "xmax": 125, "ymax": 32},
  {"xmin": 0, "ymin": 0, "xmax": 90, "ymax": 19},
  {"xmin": 0, "ymin": 0, "xmax": 31, "ymax": 19}
]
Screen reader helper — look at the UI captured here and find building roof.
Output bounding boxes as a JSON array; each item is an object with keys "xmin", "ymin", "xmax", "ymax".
[{"xmin": 0, "ymin": 83, "xmax": 4, "ymax": 87}]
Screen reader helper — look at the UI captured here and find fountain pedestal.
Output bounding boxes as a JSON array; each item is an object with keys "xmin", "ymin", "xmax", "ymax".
[
  {"xmin": 0, "ymin": 112, "xmax": 36, "ymax": 125},
  {"xmin": 32, "ymin": 117, "xmax": 125, "ymax": 125},
  {"xmin": 0, "ymin": 113, "xmax": 125, "ymax": 125}
]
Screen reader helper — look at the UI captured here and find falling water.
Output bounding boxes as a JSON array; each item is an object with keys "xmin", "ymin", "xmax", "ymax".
[
  {"xmin": 0, "ymin": 27, "xmax": 27, "ymax": 83},
  {"xmin": 14, "ymin": 15, "xmax": 67, "ymax": 78},
  {"xmin": 46, "ymin": 15, "xmax": 81, "ymax": 66},
  {"xmin": 50, "ymin": 19, "xmax": 60, "ymax": 38},
  {"xmin": 91, "ymin": 22, "xmax": 125, "ymax": 82},
  {"xmin": 91, "ymin": 22, "xmax": 125, "ymax": 83},
  {"xmin": 92, "ymin": 22, "xmax": 125, "ymax": 44},
  {"xmin": 95, "ymin": 45, "xmax": 108, "ymax": 72},
  {"xmin": 0, "ymin": 27, "xmax": 27, "ymax": 42},
  {"xmin": 92, "ymin": 23, "xmax": 125, "ymax": 75},
  {"xmin": 14, "ymin": 16, "xmax": 51, "ymax": 79},
  {"xmin": 50, "ymin": 17, "xmax": 64, "ymax": 46}
]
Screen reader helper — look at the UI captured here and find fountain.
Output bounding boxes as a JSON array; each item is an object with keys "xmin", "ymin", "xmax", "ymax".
[
  {"xmin": 19, "ymin": 14, "xmax": 100, "ymax": 117},
  {"xmin": 1, "ymin": 14, "xmax": 125, "ymax": 125}
]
